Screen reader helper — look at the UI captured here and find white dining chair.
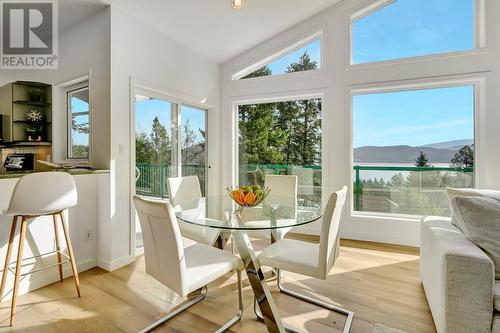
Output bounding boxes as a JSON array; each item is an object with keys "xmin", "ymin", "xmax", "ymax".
[
  {"xmin": 133, "ymin": 195, "xmax": 244, "ymax": 333},
  {"xmin": 0, "ymin": 172, "xmax": 80, "ymax": 326},
  {"xmin": 167, "ymin": 176, "xmax": 222, "ymax": 247},
  {"xmin": 264, "ymin": 174, "xmax": 297, "ymax": 241},
  {"xmin": 257, "ymin": 186, "xmax": 353, "ymax": 333}
]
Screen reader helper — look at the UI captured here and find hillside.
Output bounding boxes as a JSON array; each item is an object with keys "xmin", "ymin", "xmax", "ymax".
[{"xmin": 354, "ymin": 140, "xmax": 473, "ymax": 164}]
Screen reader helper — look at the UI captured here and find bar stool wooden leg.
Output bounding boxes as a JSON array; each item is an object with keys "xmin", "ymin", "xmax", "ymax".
[
  {"xmin": 0, "ymin": 216, "xmax": 18, "ymax": 302},
  {"xmin": 59, "ymin": 212, "xmax": 80, "ymax": 297},
  {"xmin": 52, "ymin": 214, "xmax": 64, "ymax": 283},
  {"xmin": 10, "ymin": 217, "xmax": 27, "ymax": 326}
]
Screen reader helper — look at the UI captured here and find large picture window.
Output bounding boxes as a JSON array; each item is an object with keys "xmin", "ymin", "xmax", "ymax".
[
  {"xmin": 238, "ymin": 97, "xmax": 322, "ymax": 207},
  {"xmin": 352, "ymin": 84, "xmax": 475, "ymax": 216},
  {"xmin": 351, "ymin": 0, "xmax": 476, "ymax": 64}
]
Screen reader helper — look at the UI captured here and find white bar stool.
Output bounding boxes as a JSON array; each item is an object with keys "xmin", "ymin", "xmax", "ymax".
[{"xmin": 0, "ymin": 172, "xmax": 80, "ymax": 326}]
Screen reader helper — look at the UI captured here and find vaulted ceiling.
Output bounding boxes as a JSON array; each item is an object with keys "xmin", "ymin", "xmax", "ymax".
[{"xmin": 110, "ymin": 0, "xmax": 342, "ymax": 63}]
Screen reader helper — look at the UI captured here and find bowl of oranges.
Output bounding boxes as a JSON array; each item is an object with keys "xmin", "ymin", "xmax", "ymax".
[{"xmin": 226, "ymin": 185, "xmax": 270, "ymax": 208}]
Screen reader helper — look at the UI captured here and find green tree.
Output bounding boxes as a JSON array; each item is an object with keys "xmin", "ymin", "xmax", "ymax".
[
  {"xmin": 135, "ymin": 132, "xmax": 154, "ymax": 163},
  {"xmin": 239, "ymin": 102, "xmax": 287, "ymax": 165},
  {"xmin": 450, "ymin": 145, "xmax": 474, "ymax": 168},
  {"xmin": 241, "ymin": 66, "xmax": 272, "ymax": 79},
  {"xmin": 414, "ymin": 151, "xmax": 430, "ymax": 167},
  {"xmin": 275, "ymin": 53, "xmax": 321, "ymax": 165},
  {"xmin": 150, "ymin": 116, "xmax": 171, "ymax": 164}
]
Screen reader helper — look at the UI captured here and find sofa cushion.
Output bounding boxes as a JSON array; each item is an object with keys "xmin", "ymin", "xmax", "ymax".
[
  {"xmin": 450, "ymin": 195, "xmax": 500, "ymax": 279},
  {"xmin": 447, "ymin": 188, "xmax": 500, "ymax": 231},
  {"xmin": 496, "ymin": 281, "xmax": 500, "ymax": 312}
]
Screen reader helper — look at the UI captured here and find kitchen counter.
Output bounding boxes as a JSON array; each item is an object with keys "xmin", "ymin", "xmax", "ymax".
[{"xmin": 0, "ymin": 169, "xmax": 110, "ymax": 179}]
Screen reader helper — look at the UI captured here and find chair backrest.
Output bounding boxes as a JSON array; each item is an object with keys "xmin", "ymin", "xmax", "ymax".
[
  {"xmin": 133, "ymin": 195, "xmax": 188, "ymax": 296},
  {"xmin": 6, "ymin": 172, "xmax": 78, "ymax": 215},
  {"xmin": 168, "ymin": 176, "xmax": 202, "ymax": 207},
  {"xmin": 264, "ymin": 175, "xmax": 298, "ymax": 208},
  {"xmin": 317, "ymin": 186, "xmax": 348, "ymax": 279}
]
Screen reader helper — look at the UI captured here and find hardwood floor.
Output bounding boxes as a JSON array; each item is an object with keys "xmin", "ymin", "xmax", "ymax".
[{"xmin": 0, "ymin": 238, "xmax": 435, "ymax": 333}]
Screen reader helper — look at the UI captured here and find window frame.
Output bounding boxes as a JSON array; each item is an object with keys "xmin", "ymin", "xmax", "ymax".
[
  {"xmin": 348, "ymin": 0, "xmax": 487, "ymax": 67},
  {"xmin": 66, "ymin": 83, "xmax": 91, "ymax": 161},
  {"xmin": 232, "ymin": 31, "xmax": 324, "ymax": 81},
  {"xmin": 347, "ymin": 74, "xmax": 486, "ymax": 220}
]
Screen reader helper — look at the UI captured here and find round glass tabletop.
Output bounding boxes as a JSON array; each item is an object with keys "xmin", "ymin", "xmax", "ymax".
[{"xmin": 174, "ymin": 195, "xmax": 322, "ymax": 230}]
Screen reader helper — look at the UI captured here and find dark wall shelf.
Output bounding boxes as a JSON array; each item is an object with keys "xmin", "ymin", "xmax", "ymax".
[{"xmin": 13, "ymin": 101, "xmax": 51, "ymax": 106}]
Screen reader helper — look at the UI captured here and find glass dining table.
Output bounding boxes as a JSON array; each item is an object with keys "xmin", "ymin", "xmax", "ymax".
[{"xmin": 174, "ymin": 195, "xmax": 322, "ymax": 333}]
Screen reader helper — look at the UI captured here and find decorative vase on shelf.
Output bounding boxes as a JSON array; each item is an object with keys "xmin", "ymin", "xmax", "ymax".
[
  {"xmin": 28, "ymin": 88, "xmax": 43, "ymax": 102},
  {"xmin": 25, "ymin": 109, "xmax": 43, "ymax": 142}
]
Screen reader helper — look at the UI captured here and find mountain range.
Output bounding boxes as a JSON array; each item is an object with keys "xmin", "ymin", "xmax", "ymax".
[{"xmin": 354, "ymin": 139, "xmax": 473, "ymax": 164}]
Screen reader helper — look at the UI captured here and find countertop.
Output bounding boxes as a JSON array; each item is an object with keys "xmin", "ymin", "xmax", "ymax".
[{"xmin": 0, "ymin": 169, "xmax": 110, "ymax": 179}]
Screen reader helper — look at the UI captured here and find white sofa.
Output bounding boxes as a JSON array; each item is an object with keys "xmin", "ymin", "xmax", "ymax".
[{"xmin": 420, "ymin": 216, "xmax": 500, "ymax": 333}]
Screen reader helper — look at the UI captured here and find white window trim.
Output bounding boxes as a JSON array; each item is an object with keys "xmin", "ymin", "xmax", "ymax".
[
  {"xmin": 231, "ymin": 30, "xmax": 324, "ymax": 81},
  {"xmin": 347, "ymin": 0, "xmax": 487, "ymax": 67},
  {"xmin": 346, "ymin": 73, "xmax": 488, "ymax": 221}
]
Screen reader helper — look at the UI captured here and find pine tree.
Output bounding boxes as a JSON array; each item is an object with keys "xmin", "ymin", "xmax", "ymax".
[
  {"xmin": 241, "ymin": 66, "xmax": 272, "ymax": 79},
  {"xmin": 238, "ymin": 102, "xmax": 287, "ymax": 165},
  {"xmin": 450, "ymin": 145, "xmax": 474, "ymax": 168},
  {"xmin": 150, "ymin": 116, "xmax": 171, "ymax": 164},
  {"xmin": 279, "ymin": 52, "xmax": 321, "ymax": 165},
  {"xmin": 414, "ymin": 151, "xmax": 430, "ymax": 167},
  {"xmin": 135, "ymin": 132, "xmax": 154, "ymax": 163}
]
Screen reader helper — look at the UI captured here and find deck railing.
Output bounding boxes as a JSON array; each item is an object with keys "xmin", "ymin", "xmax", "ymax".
[{"xmin": 136, "ymin": 163, "xmax": 473, "ymax": 216}]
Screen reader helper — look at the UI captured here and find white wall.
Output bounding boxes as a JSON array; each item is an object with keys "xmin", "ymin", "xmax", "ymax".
[
  {"xmin": 103, "ymin": 5, "xmax": 220, "ymax": 270},
  {"xmin": 0, "ymin": 8, "xmax": 111, "ymax": 169},
  {"xmin": 220, "ymin": 0, "xmax": 500, "ymax": 246}
]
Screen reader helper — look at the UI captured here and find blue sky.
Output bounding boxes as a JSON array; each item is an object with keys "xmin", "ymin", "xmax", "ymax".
[
  {"xmin": 352, "ymin": 0, "xmax": 474, "ymax": 64},
  {"xmin": 353, "ymin": 86, "xmax": 474, "ymax": 148},
  {"xmin": 135, "ymin": 97, "xmax": 205, "ymax": 143},
  {"xmin": 70, "ymin": 97, "xmax": 89, "ymax": 146}
]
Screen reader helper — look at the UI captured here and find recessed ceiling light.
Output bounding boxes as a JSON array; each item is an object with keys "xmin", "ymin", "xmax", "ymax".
[{"xmin": 232, "ymin": 0, "xmax": 245, "ymax": 9}]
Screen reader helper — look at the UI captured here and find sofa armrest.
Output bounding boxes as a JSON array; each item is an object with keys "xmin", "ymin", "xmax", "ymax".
[{"xmin": 420, "ymin": 216, "xmax": 495, "ymax": 333}]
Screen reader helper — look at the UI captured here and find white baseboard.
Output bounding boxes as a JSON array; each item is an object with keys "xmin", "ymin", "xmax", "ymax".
[
  {"xmin": 340, "ymin": 230, "xmax": 419, "ymax": 247},
  {"xmin": 0, "ymin": 258, "xmax": 96, "ymax": 302},
  {"xmin": 97, "ymin": 254, "xmax": 134, "ymax": 272}
]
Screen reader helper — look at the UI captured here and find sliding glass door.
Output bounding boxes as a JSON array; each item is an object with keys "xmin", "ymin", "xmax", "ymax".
[
  {"xmin": 134, "ymin": 95, "xmax": 208, "ymax": 198},
  {"xmin": 180, "ymin": 105, "xmax": 207, "ymax": 195},
  {"xmin": 134, "ymin": 94, "xmax": 208, "ymax": 250}
]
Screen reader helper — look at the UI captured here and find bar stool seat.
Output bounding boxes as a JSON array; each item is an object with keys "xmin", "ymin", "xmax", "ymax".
[{"xmin": 0, "ymin": 172, "xmax": 80, "ymax": 326}]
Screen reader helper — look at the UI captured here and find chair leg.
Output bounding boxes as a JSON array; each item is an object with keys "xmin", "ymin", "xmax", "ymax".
[
  {"xmin": 138, "ymin": 287, "xmax": 207, "ymax": 333},
  {"xmin": 58, "ymin": 212, "xmax": 80, "ymax": 297},
  {"xmin": 0, "ymin": 216, "xmax": 18, "ymax": 302},
  {"xmin": 10, "ymin": 217, "xmax": 27, "ymax": 326},
  {"xmin": 276, "ymin": 270, "xmax": 354, "ymax": 333},
  {"xmin": 139, "ymin": 271, "xmax": 244, "ymax": 333},
  {"xmin": 52, "ymin": 214, "xmax": 64, "ymax": 283},
  {"xmin": 214, "ymin": 270, "xmax": 243, "ymax": 333}
]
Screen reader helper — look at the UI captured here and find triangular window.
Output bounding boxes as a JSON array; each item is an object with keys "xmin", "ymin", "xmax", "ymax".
[{"xmin": 234, "ymin": 37, "xmax": 321, "ymax": 80}]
